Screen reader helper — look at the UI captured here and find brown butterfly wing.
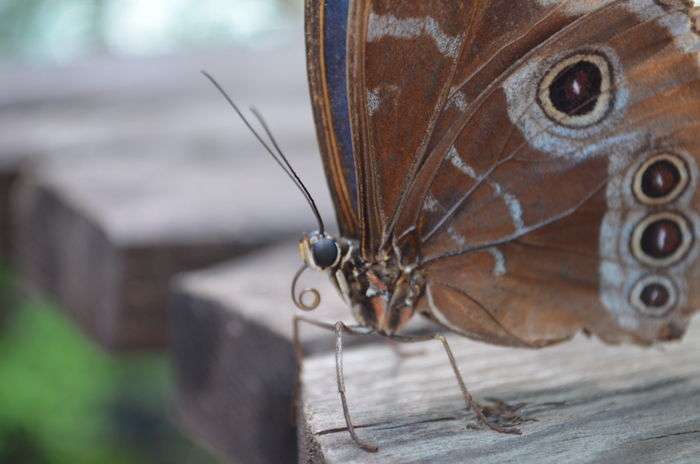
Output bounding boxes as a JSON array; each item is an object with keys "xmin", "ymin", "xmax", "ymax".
[
  {"xmin": 403, "ymin": 1, "xmax": 699, "ymax": 255},
  {"xmin": 408, "ymin": 1, "xmax": 700, "ymax": 345},
  {"xmin": 416, "ymin": 192, "xmax": 611, "ymax": 347},
  {"xmin": 347, "ymin": 0, "xmax": 700, "ymax": 344},
  {"xmin": 344, "ymin": 0, "xmax": 481, "ymax": 256},
  {"xmin": 342, "ymin": 0, "xmax": 607, "ymax": 253}
]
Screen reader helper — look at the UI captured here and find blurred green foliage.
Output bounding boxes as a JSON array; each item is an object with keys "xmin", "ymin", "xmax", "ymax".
[
  {"xmin": 0, "ymin": 266, "xmax": 214, "ymax": 464},
  {"xmin": 0, "ymin": 1, "xmax": 302, "ymax": 461}
]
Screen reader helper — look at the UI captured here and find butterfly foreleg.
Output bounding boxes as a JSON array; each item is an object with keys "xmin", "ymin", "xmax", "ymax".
[
  {"xmin": 292, "ymin": 316, "xmax": 379, "ymax": 452},
  {"xmin": 292, "ymin": 315, "xmax": 374, "ymax": 371},
  {"xmin": 385, "ymin": 332, "xmax": 522, "ymax": 436}
]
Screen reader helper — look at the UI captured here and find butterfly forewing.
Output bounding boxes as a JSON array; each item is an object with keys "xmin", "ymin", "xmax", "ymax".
[{"xmin": 306, "ymin": 0, "xmax": 359, "ymax": 237}]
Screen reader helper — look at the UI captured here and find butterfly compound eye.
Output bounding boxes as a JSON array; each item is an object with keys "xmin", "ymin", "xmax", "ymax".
[
  {"xmin": 311, "ymin": 237, "xmax": 340, "ymax": 269},
  {"xmin": 538, "ymin": 52, "xmax": 613, "ymax": 128}
]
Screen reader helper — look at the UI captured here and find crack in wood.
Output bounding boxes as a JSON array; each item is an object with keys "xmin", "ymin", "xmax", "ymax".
[
  {"xmin": 637, "ymin": 430, "xmax": 700, "ymax": 442},
  {"xmin": 316, "ymin": 416, "xmax": 458, "ymax": 436}
]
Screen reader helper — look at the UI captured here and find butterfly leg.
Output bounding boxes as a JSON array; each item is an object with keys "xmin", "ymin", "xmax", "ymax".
[
  {"xmin": 386, "ymin": 333, "xmax": 522, "ymax": 435},
  {"xmin": 292, "ymin": 316, "xmax": 379, "ymax": 452}
]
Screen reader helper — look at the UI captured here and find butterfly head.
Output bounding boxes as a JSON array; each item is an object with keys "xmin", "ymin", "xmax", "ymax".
[
  {"xmin": 291, "ymin": 232, "xmax": 342, "ymax": 312},
  {"xmin": 299, "ymin": 231, "xmax": 341, "ymax": 271}
]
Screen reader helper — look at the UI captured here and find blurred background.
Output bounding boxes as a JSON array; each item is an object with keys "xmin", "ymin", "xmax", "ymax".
[
  {"xmin": 0, "ymin": 1, "xmax": 320, "ymax": 463},
  {"xmin": 0, "ymin": 0, "xmax": 301, "ymax": 63},
  {"xmin": 4, "ymin": 3, "xmax": 700, "ymax": 464}
]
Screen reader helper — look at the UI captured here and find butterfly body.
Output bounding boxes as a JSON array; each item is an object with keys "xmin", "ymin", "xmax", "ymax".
[{"xmin": 300, "ymin": 232, "xmax": 426, "ymax": 334}]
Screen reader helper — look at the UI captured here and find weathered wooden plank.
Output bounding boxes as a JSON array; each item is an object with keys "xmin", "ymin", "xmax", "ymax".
[
  {"xmin": 0, "ymin": 89, "xmax": 314, "ymax": 174},
  {"xmin": 0, "ymin": 44, "xmax": 304, "ymax": 110},
  {"xmin": 299, "ymin": 320, "xmax": 700, "ymax": 464},
  {"xmin": 0, "ymin": 41, "xmax": 309, "ymax": 259},
  {"xmin": 0, "ymin": 43, "xmax": 309, "ymax": 167},
  {"xmin": 170, "ymin": 243, "xmax": 440, "ymax": 464},
  {"xmin": 13, "ymin": 149, "xmax": 331, "ymax": 350}
]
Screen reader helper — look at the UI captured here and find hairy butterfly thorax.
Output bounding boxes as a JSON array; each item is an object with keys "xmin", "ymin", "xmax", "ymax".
[{"xmin": 298, "ymin": 232, "xmax": 426, "ymax": 334}]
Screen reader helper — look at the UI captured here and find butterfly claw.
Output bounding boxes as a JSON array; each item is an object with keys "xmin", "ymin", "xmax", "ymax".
[
  {"xmin": 466, "ymin": 415, "xmax": 523, "ymax": 435},
  {"xmin": 352, "ymin": 436, "xmax": 379, "ymax": 453},
  {"xmin": 467, "ymin": 399, "xmax": 527, "ymax": 435}
]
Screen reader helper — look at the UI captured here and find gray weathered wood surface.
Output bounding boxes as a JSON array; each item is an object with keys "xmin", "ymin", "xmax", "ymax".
[
  {"xmin": 300, "ymin": 320, "xmax": 700, "ymax": 464},
  {"xmin": 0, "ymin": 41, "xmax": 310, "ymax": 261},
  {"xmin": 170, "ymin": 242, "xmax": 440, "ymax": 464},
  {"xmin": 13, "ymin": 147, "xmax": 330, "ymax": 350},
  {"xmin": 0, "ymin": 45, "xmax": 302, "ymax": 110}
]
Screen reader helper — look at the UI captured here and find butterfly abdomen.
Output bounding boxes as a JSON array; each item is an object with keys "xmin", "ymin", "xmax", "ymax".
[{"xmin": 333, "ymin": 244, "xmax": 425, "ymax": 334}]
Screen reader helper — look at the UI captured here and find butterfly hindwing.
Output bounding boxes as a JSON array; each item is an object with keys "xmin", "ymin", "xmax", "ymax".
[
  {"xmin": 416, "ymin": 1, "xmax": 700, "ymax": 344},
  {"xmin": 416, "ymin": 190, "xmax": 610, "ymax": 347}
]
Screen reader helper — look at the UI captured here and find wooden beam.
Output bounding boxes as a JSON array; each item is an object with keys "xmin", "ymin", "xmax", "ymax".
[
  {"xmin": 0, "ymin": 44, "xmax": 305, "ymax": 109},
  {"xmin": 13, "ymin": 151, "xmax": 331, "ymax": 350},
  {"xmin": 299, "ymin": 321, "xmax": 700, "ymax": 463},
  {"xmin": 0, "ymin": 42, "xmax": 310, "ymax": 260},
  {"xmin": 170, "ymin": 243, "xmax": 440, "ymax": 464}
]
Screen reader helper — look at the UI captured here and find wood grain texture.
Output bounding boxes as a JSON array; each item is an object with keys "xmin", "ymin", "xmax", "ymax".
[
  {"xmin": 300, "ymin": 320, "xmax": 700, "ymax": 463},
  {"xmin": 12, "ymin": 150, "xmax": 331, "ymax": 350},
  {"xmin": 170, "ymin": 243, "xmax": 440, "ymax": 464}
]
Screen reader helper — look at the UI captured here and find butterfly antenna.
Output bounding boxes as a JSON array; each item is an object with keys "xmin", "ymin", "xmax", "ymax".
[
  {"xmin": 249, "ymin": 106, "xmax": 325, "ymax": 234},
  {"xmin": 201, "ymin": 71, "xmax": 325, "ymax": 234}
]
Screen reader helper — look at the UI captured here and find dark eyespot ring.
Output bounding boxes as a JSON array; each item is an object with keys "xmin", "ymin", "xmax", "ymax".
[
  {"xmin": 633, "ymin": 153, "xmax": 689, "ymax": 205},
  {"xmin": 311, "ymin": 237, "xmax": 340, "ymax": 269},
  {"xmin": 538, "ymin": 52, "xmax": 614, "ymax": 128},
  {"xmin": 631, "ymin": 212, "xmax": 693, "ymax": 267},
  {"xmin": 630, "ymin": 275, "xmax": 677, "ymax": 317}
]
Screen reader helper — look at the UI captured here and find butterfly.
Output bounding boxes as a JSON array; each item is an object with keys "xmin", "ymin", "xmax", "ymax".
[{"xmin": 206, "ymin": 0, "xmax": 700, "ymax": 453}]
